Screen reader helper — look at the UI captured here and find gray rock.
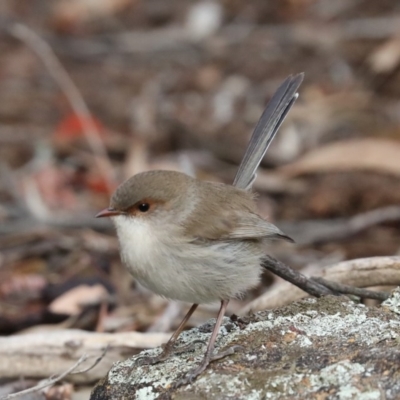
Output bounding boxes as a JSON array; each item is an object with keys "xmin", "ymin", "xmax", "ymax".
[{"xmin": 91, "ymin": 294, "xmax": 400, "ymax": 400}]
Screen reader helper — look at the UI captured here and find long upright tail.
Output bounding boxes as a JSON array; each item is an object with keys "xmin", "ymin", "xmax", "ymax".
[{"xmin": 233, "ymin": 73, "xmax": 304, "ymax": 190}]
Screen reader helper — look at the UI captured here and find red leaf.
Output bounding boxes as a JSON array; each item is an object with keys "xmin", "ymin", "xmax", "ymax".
[
  {"xmin": 54, "ymin": 113, "xmax": 105, "ymax": 143},
  {"xmin": 86, "ymin": 175, "xmax": 115, "ymax": 194}
]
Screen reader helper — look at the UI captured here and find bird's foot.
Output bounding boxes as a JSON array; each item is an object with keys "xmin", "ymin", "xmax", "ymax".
[
  {"xmin": 172, "ymin": 345, "xmax": 243, "ymax": 388},
  {"xmin": 136, "ymin": 340, "xmax": 204, "ymax": 366}
]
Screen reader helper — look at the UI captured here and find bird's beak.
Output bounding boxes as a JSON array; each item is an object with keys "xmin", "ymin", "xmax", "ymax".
[{"xmin": 95, "ymin": 208, "xmax": 121, "ymax": 218}]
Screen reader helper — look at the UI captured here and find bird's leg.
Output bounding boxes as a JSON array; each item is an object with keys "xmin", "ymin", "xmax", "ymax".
[
  {"xmin": 174, "ymin": 299, "xmax": 234, "ymax": 387},
  {"xmin": 136, "ymin": 303, "xmax": 199, "ymax": 366}
]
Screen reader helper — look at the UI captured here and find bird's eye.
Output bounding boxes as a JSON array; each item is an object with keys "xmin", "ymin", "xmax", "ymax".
[{"xmin": 138, "ymin": 203, "xmax": 150, "ymax": 212}]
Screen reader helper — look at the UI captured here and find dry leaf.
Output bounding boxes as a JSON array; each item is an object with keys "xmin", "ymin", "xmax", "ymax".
[
  {"xmin": 53, "ymin": 0, "xmax": 132, "ymax": 25},
  {"xmin": 278, "ymin": 139, "xmax": 400, "ymax": 178},
  {"xmin": 368, "ymin": 38, "xmax": 400, "ymax": 73},
  {"xmin": 48, "ymin": 284, "xmax": 108, "ymax": 316},
  {"xmin": 44, "ymin": 383, "xmax": 73, "ymax": 400},
  {"xmin": 0, "ymin": 274, "xmax": 46, "ymax": 301}
]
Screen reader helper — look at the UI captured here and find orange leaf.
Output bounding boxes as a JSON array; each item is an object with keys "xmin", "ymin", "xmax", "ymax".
[
  {"xmin": 54, "ymin": 113, "xmax": 105, "ymax": 143},
  {"xmin": 86, "ymin": 175, "xmax": 116, "ymax": 194}
]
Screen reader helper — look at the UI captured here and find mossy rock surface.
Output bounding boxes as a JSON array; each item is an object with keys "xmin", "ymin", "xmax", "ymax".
[{"xmin": 91, "ymin": 295, "xmax": 400, "ymax": 400}]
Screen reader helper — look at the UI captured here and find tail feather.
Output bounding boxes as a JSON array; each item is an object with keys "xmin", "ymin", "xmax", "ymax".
[{"xmin": 233, "ymin": 73, "xmax": 304, "ymax": 190}]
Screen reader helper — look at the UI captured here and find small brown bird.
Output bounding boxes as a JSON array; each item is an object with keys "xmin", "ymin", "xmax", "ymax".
[{"xmin": 96, "ymin": 73, "xmax": 303, "ymax": 384}]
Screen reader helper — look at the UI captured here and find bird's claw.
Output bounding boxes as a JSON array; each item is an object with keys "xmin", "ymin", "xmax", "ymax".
[
  {"xmin": 135, "ymin": 354, "xmax": 166, "ymax": 366},
  {"xmin": 135, "ymin": 339, "xmax": 205, "ymax": 367},
  {"xmin": 172, "ymin": 339, "xmax": 204, "ymax": 355},
  {"xmin": 172, "ymin": 344, "xmax": 242, "ymax": 388},
  {"xmin": 210, "ymin": 344, "xmax": 244, "ymax": 361}
]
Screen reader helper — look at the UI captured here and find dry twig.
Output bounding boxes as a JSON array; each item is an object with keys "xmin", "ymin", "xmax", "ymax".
[
  {"xmin": 312, "ymin": 277, "xmax": 389, "ymax": 301},
  {"xmin": 0, "ymin": 329, "xmax": 170, "ymax": 382},
  {"xmin": 0, "ymin": 354, "xmax": 88, "ymax": 400},
  {"xmin": 262, "ymin": 255, "xmax": 334, "ymax": 297},
  {"xmin": 50, "ymin": 16, "xmax": 400, "ymax": 58},
  {"xmin": 242, "ymin": 256, "xmax": 400, "ymax": 313},
  {"xmin": 71, "ymin": 345, "xmax": 110, "ymax": 375},
  {"xmin": 281, "ymin": 205, "xmax": 400, "ymax": 245}
]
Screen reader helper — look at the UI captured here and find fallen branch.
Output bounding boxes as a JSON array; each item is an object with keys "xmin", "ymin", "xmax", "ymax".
[
  {"xmin": 2, "ymin": 205, "xmax": 399, "ymax": 246},
  {"xmin": 0, "ymin": 329, "xmax": 170, "ymax": 382},
  {"xmin": 49, "ymin": 16, "xmax": 400, "ymax": 58},
  {"xmin": 262, "ymin": 255, "xmax": 334, "ymax": 297},
  {"xmin": 242, "ymin": 256, "xmax": 400, "ymax": 313},
  {"xmin": 311, "ymin": 277, "xmax": 389, "ymax": 301},
  {"xmin": 280, "ymin": 206, "xmax": 400, "ymax": 245},
  {"xmin": 0, "ymin": 354, "xmax": 88, "ymax": 400}
]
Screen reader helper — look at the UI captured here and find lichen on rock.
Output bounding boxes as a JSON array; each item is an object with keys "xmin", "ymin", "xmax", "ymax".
[{"xmin": 91, "ymin": 294, "xmax": 400, "ymax": 400}]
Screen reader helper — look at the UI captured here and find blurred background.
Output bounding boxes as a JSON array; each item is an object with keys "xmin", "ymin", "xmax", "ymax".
[{"xmin": 1, "ymin": 0, "xmax": 400, "ymax": 396}]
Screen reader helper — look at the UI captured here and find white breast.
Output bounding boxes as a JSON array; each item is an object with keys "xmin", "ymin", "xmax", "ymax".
[
  {"xmin": 112, "ymin": 215, "xmax": 162, "ymax": 275},
  {"xmin": 112, "ymin": 215, "xmax": 192, "ymax": 300},
  {"xmin": 112, "ymin": 215, "xmax": 264, "ymax": 304}
]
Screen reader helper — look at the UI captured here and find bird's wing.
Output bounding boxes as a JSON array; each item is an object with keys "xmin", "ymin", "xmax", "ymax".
[
  {"xmin": 221, "ymin": 212, "xmax": 294, "ymax": 242},
  {"xmin": 185, "ymin": 210, "xmax": 293, "ymax": 243}
]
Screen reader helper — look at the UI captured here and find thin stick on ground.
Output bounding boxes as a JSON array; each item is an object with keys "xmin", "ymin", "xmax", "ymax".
[
  {"xmin": 311, "ymin": 276, "xmax": 389, "ymax": 301},
  {"xmin": 6, "ymin": 22, "xmax": 115, "ymax": 193},
  {"xmin": 0, "ymin": 330, "xmax": 171, "ymax": 382},
  {"xmin": 280, "ymin": 205, "xmax": 400, "ymax": 245},
  {"xmin": 262, "ymin": 255, "xmax": 335, "ymax": 297},
  {"xmin": 71, "ymin": 345, "xmax": 110, "ymax": 375},
  {"xmin": 242, "ymin": 255, "xmax": 400, "ymax": 313},
  {"xmin": 0, "ymin": 354, "xmax": 88, "ymax": 400},
  {"xmin": 263, "ymin": 255, "xmax": 390, "ymax": 301}
]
